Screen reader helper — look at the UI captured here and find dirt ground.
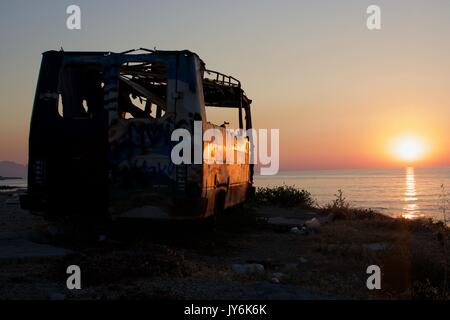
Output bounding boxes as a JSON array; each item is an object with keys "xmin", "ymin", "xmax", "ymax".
[{"xmin": 0, "ymin": 191, "xmax": 449, "ymax": 300}]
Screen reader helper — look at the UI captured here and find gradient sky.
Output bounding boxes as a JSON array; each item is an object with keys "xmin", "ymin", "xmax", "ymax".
[{"xmin": 1, "ymin": 0, "xmax": 449, "ymax": 169}]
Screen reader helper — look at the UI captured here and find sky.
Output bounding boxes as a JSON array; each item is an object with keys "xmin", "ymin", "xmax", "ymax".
[{"xmin": 0, "ymin": 0, "xmax": 449, "ymax": 170}]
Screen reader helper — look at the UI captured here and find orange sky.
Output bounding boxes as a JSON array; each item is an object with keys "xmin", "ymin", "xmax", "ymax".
[{"xmin": 0, "ymin": 1, "xmax": 449, "ymax": 170}]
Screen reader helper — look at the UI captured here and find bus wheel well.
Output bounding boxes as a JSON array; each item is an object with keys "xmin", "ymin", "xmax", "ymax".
[{"xmin": 214, "ymin": 189, "xmax": 227, "ymax": 216}]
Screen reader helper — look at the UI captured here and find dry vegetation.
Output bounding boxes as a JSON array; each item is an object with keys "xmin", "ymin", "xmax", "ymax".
[
  {"xmin": 0, "ymin": 187, "xmax": 449, "ymax": 300},
  {"xmin": 252, "ymin": 186, "xmax": 450, "ymax": 299}
]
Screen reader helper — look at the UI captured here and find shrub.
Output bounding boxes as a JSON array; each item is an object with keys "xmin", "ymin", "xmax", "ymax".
[
  {"xmin": 323, "ymin": 189, "xmax": 382, "ymax": 220},
  {"xmin": 254, "ymin": 185, "xmax": 315, "ymax": 208}
]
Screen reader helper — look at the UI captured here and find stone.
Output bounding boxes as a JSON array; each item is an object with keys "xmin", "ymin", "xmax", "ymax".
[
  {"xmin": 290, "ymin": 227, "xmax": 308, "ymax": 235},
  {"xmin": 284, "ymin": 263, "xmax": 299, "ymax": 272},
  {"xmin": 272, "ymin": 272, "xmax": 285, "ymax": 279},
  {"xmin": 231, "ymin": 263, "xmax": 265, "ymax": 275},
  {"xmin": 0, "ymin": 232, "xmax": 20, "ymax": 240},
  {"xmin": 48, "ymin": 292, "xmax": 65, "ymax": 300},
  {"xmin": 270, "ymin": 277, "xmax": 280, "ymax": 284},
  {"xmin": 298, "ymin": 257, "xmax": 309, "ymax": 264},
  {"xmin": 267, "ymin": 217, "xmax": 307, "ymax": 227},
  {"xmin": 0, "ymin": 237, "xmax": 72, "ymax": 261},
  {"xmin": 305, "ymin": 217, "xmax": 321, "ymax": 230},
  {"xmin": 364, "ymin": 242, "xmax": 389, "ymax": 251}
]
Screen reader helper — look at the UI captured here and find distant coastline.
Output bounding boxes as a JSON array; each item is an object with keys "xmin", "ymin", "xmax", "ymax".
[{"xmin": 0, "ymin": 161, "xmax": 27, "ymax": 179}]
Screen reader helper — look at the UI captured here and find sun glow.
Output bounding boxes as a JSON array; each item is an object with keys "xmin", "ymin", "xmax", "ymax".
[{"xmin": 392, "ymin": 136, "xmax": 427, "ymax": 162}]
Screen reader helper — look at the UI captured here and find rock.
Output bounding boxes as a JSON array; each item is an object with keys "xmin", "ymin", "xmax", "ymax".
[
  {"xmin": 0, "ymin": 232, "xmax": 20, "ymax": 240},
  {"xmin": 325, "ymin": 213, "xmax": 334, "ymax": 223},
  {"xmin": 246, "ymin": 259, "xmax": 276, "ymax": 269},
  {"xmin": 5, "ymin": 198, "xmax": 19, "ymax": 206},
  {"xmin": 284, "ymin": 263, "xmax": 299, "ymax": 272},
  {"xmin": 272, "ymin": 272, "xmax": 285, "ymax": 279},
  {"xmin": 270, "ymin": 277, "xmax": 280, "ymax": 284},
  {"xmin": 0, "ymin": 238, "xmax": 72, "ymax": 261},
  {"xmin": 364, "ymin": 242, "xmax": 388, "ymax": 251},
  {"xmin": 267, "ymin": 217, "xmax": 307, "ymax": 227},
  {"xmin": 231, "ymin": 263, "xmax": 265, "ymax": 275},
  {"xmin": 48, "ymin": 292, "xmax": 65, "ymax": 300},
  {"xmin": 47, "ymin": 224, "xmax": 65, "ymax": 237},
  {"xmin": 305, "ymin": 217, "xmax": 321, "ymax": 230},
  {"xmin": 298, "ymin": 257, "xmax": 309, "ymax": 264},
  {"xmin": 222, "ymin": 272, "xmax": 233, "ymax": 280},
  {"xmin": 290, "ymin": 226, "xmax": 308, "ymax": 235}
]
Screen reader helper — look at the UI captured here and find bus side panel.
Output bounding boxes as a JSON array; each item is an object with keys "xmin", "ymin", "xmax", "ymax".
[{"xmin": 203, "ymin": 123, "xmax": 251, "ymax": 218}]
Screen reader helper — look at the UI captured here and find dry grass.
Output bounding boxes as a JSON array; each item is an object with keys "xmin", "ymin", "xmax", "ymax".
[
  {"xmin": 252, "ymin": 187, "xmax": 450, "ymax": 299},
  {"xmin": 49, "ymin": 245, "xmax": 197, "ymax": 286},
  {"xmin": 1, "ymin": 186, "xmax": 449, "ymax": 300},
  {"xmin": 311, "ymin": 211, "xmax": 450, "ymax": 299}
]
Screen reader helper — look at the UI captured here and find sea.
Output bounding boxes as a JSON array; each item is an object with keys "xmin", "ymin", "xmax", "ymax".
[{"xmin": 255, "ymin": 167, "xmax": 450, "ymax": 222}]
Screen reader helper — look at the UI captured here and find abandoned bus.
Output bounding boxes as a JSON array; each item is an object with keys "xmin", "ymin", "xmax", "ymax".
[{"xmin": 20, "ymin": 49, "xmax": 254, "ymax": 222}]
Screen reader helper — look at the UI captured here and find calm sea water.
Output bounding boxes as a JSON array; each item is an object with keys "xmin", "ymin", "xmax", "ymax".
[{"xmin": 255, "ymin": 167, "xmax": 450, "ymax": 221}]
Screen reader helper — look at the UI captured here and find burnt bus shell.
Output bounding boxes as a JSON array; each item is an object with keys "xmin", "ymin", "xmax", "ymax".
[{"xmin": 22, "ymin": 49, "xmax": 254, "ymax": 221}]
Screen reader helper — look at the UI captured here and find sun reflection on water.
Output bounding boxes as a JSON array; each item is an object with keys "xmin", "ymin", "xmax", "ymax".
[{"xmin": 402, "ymin": 167, "xmax": 422, "ymax": 219}]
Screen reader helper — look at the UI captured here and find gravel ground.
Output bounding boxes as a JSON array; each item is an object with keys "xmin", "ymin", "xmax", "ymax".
[
  {"xmin": 0, "ymin": 192, "xmax": 341, "ymax": 300},
  {"xmin": 2, "ymin": 192, "xmax": 445, "ymax": 300}
]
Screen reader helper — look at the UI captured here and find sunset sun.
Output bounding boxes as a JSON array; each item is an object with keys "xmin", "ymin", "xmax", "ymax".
[{"xmin": 392, "ymin": 136, "xmax": 427, "ymax": 162}]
